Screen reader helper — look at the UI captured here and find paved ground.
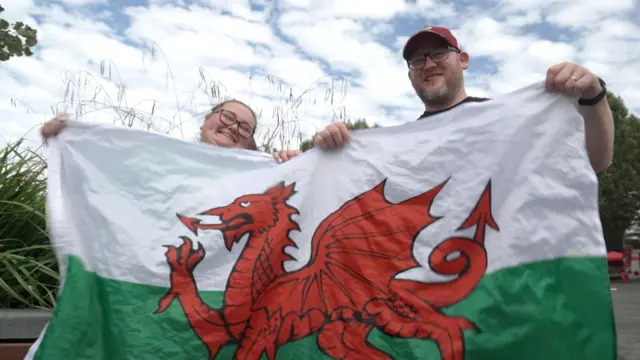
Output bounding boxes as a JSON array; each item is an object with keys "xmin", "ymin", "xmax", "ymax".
[{"xmin": 611, "ymin": 280, "xmax": 640, "ymax": 360}]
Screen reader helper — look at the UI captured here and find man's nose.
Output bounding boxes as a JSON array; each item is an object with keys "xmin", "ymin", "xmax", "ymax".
[{"xmin": 423, "ymin": 56, "xmax": 438, "ymax": 70}]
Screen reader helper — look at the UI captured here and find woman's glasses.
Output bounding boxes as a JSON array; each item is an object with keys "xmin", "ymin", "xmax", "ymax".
[{"xmin": 212, "ymin": 109, "xmax": 255, "ymax": 138}]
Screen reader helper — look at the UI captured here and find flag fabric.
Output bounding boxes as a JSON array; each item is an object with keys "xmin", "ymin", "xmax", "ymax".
[{"xmin": 26, "ymin": 82, "xmax": 616, "ymax": 360}]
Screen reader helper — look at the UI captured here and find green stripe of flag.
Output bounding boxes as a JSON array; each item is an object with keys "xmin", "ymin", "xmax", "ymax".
[{"xmin": 33, "ymin": 255, "xmax": 616, "ymax": 360}]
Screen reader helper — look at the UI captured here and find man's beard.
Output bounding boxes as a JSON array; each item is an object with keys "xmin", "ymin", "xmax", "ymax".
[
  {"xmin": 415, "ymin": 71, "xmax": 464, "ymax": 108},
  {"xmin": 417, "ymin": 86, "xmax": 449, "ymax": 105}
]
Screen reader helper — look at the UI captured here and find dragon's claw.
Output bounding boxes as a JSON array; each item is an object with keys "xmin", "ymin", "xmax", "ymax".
[
  {"xmin": 154, "ymin": 290, "xmax": 176, "ymax": 314},
  {"xmin": 164, "ymin": 245, "xmax": 179, "ymax": 261},
  {"xmin": 187, "ymin": 242, "xmax": 206, "ymax": 269},
  {"xmin": 156, "ymin": 237, "xmax": 207, "ymax": 315},
  {"xmin": 177, "ymin": 236, "xmax": 193, "ymax": 264},
  {"xmin": 365, "ymin": 296, "xmax": 477, "ymax": 360},
  {"xmin": 163, "ymin": 237, "xmax": 204, "ymax": 274},
  {"xmin": 449, "ymin": 316, "xmax": 478, "ymax": 332},
  {"xmin": 318, "ymin": 320, "xmax": 392, "ymax": 360}
]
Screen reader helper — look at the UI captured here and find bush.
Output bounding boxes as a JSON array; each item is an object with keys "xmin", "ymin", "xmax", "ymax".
[{"xmin": 0, "ymin": 139, "xmax": 58, "ymax": 309}]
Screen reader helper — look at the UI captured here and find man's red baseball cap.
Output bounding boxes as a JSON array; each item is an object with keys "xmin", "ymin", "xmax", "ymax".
[{"xmin": 402, "ymin": 26, "xmax": 461, "ymax": 60}]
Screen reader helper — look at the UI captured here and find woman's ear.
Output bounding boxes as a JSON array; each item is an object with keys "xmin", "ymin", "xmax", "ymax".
[{"xmin": 248, "ymin": 138, "xmax": 258, "ymax": 151}]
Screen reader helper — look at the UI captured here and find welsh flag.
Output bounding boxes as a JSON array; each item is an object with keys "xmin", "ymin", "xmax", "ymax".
[{"xmin": 26, "ymin": 82, "xmax": 616, "ymax": 360}]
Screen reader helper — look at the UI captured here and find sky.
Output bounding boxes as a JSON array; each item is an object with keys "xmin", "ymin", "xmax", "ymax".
[{"xmin": 1, "ymin": 0, "xmax": 639, "ymax": 150}]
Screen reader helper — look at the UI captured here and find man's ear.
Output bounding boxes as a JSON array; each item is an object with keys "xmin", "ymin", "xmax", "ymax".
[{"xmin": 460, "ymin": 51, "xmax": 470, "ymax": 70}]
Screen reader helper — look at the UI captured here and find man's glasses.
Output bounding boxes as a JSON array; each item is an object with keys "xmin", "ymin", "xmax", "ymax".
[
  {"xmin": 212, "ymin": 109, "xmax": 255, "ymax": 138},
  {"xmin": 407, "ymin": 47, "xmax": 460, "ymax": 70}
]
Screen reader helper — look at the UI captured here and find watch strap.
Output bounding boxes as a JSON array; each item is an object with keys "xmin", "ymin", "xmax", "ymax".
[{"xmin": 578, "ymin": 78, "xmax": 607, "ymax": 106}]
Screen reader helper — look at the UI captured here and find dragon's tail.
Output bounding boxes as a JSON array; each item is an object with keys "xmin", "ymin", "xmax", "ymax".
[{"xmin": 392, "ymin": 236, "xmax": 487, "ymax": 308}]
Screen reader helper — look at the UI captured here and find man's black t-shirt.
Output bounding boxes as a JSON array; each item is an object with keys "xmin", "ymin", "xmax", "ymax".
[{"xmin": 418, "ymin": 96, "xmax": 490, "ymax": 119}]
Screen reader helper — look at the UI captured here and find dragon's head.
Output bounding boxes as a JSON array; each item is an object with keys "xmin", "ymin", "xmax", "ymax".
[{"xmin": 177, "ymin": 182, "xmax": 297, "ymax": 250}]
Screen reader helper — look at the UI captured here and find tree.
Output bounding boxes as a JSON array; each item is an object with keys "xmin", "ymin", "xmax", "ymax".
[
  {"xmin": 0, "ymin": 5, "xmax": 38, "ymax": 62},
  {"xmin": 597, "ymin": 93, "xmax": 640, "ymax": 251},
  {"xmin": 299, "ymin": 118, "xmax": 380, "ymax": 151}
]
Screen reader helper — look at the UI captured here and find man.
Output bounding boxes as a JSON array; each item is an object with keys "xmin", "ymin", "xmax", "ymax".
[{"xmin": 289, "ymin": 26, "xmax": 613, "ymax": 173}]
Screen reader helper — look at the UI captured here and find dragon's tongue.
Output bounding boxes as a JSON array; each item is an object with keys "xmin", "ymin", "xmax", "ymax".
[
  {"xmin": 223, "ymin": 232, "xmax": 234, "ymax": 251},
  {"xmin": 195, "ymin": 223, "xmax": 226, "ymax": 230},
  {"xmin": 177, "ymin": 214, "xmax": 226, "ymax": 233},
  {"xmin": 177, "ymin": 214, "xmax": 200, "ymax": 233}
]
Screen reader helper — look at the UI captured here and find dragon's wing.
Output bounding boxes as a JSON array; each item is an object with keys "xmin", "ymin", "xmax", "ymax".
[{"xmin": 254, "ymin": 178, "xmax": 447, "ymax": 316}]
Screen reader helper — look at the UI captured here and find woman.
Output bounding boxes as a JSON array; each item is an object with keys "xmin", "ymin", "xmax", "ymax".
[{"xmin": 41, "ymin": 99, "xmax": 302, "ymax": 162}]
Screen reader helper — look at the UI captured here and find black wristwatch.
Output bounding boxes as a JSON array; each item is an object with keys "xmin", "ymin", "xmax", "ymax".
[{"xmin": 578, "ymin": 77, "xmax": 607, "ymax": 106}]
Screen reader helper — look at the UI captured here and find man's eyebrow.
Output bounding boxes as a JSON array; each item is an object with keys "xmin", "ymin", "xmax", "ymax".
[
  {"xmin": 412, "ymin": 47, "xmax": 438, "ymax": 54},
  {"xmin": 415, "ymin": 45, "xmax": 448, "ymax": 54}
]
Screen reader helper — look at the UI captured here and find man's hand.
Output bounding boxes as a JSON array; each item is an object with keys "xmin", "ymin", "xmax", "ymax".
[
  {"xmin": 546, "ymin": 62, "xmax": 613, "ymax": 173},
  {"xmin": 273, "ymin": 149, "xmax": 302, "ymax": 163},
  {"xmin": 313, "ymin": 123, "xmax": 352, "ymax": 150},
  {"xmin": 545, "ymin": 62, "xmax": 602, "ymax": 99}
]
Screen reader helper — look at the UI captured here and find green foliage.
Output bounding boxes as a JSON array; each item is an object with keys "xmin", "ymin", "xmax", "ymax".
[
  {"xmin": 299, "ymin": 139, "xmax": 313, "ymax": 152},
  {"xmin": 0, "ymin": 140, "xmax": 58, "ymax": 309},
  {"xmin": 299, "ymin": 118, "xmax": 380, "ymax": 151},
  {"xmin": 0, "ymin": 5, "xmax": 38, "ymax": 62},
  {"xmin": 346, "ymin": 118, "xmax": 380, "ymax": 130},
  {"xmin": 599, "ymin": 96, "xmax": 640, "ymax": 248},
  {"xmin": 597, "ymin": 94, "xmax": 640, "ymax": 251}
]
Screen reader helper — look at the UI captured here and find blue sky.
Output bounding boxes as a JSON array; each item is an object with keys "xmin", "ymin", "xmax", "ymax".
[{"xmin": 1, "ymin": 0, "xmax": 639, "ymax": 149}]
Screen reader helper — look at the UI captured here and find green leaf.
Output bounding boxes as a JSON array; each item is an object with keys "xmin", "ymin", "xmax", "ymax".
[
  {"xmin": 0, "ymin": 10, "xmax": 38, "ymax": 62},
  {"xmin": 0, "ymin": 139, "xmax": 58, "ymax": 309}
]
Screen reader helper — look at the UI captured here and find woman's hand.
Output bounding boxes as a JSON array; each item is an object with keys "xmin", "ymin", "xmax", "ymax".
[
  {"xmin": 41, "ymin": 113, "xmax": 69, "ymax": 143},
  {"xmin": 273, "ymin": 149, "xmax": 302, "ymax": 163}
]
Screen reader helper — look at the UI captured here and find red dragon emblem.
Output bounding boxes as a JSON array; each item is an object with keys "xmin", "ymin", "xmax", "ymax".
[{"xmin": 154, "ymin": 178, "xmax": 498, "ymax": 360}]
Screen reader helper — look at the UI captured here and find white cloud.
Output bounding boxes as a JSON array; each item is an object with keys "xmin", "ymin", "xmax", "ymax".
[
  {"xmin": 505, "ymin": 10, "xmax": 542, "ymax": 27},
  {"xmin": 279, "ymin": 0, "xmax": 407, "ymax": 19},
  {"xmin": 0, "ymin": 0, "xmax": 36, "ymax": 21},
  {"xmin": 545, "ymin": 0, "xmax": 636, "ymax": 28},
  {"xmin": 455, "ymin": 17, "xmax": 535, "ymax": 56},
  {"xmin": 1, "ymin": 0, "xmax": 639, "ymax": 150},
  {"xmin": 58, "ymin": 0, "xmax": 106, "ymax": 6}
]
